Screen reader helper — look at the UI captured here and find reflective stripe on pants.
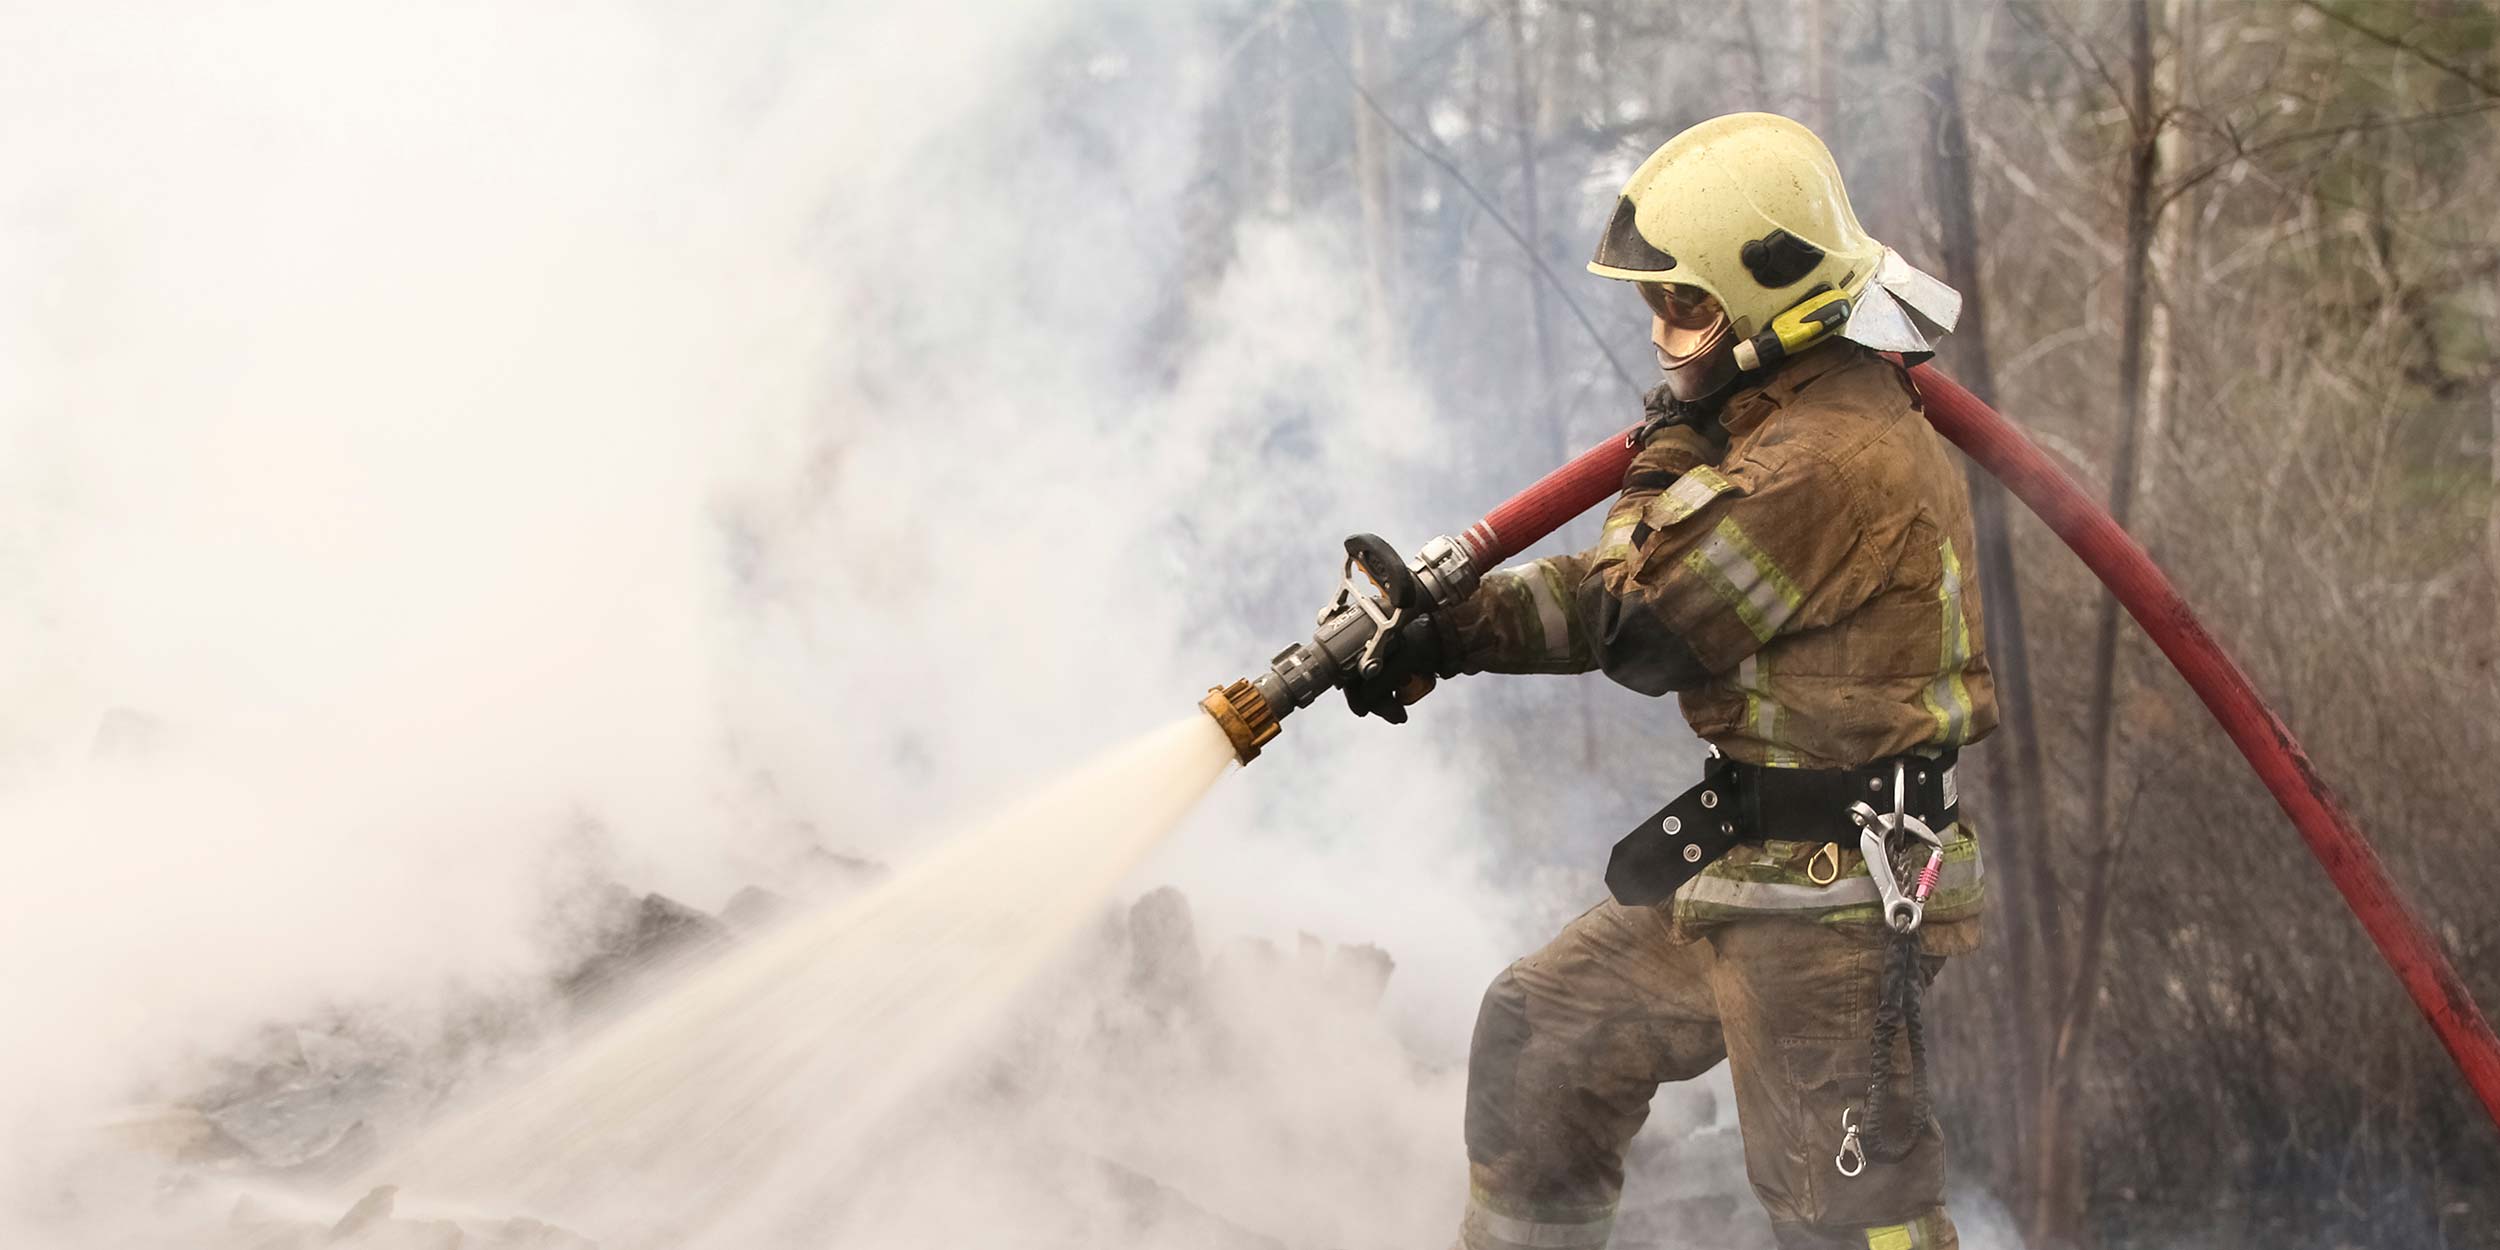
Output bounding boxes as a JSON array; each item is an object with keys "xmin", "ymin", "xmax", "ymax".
[{"xmin": 1460, "ymin": 1187, "xmax": 1617, "ymax": 1250}]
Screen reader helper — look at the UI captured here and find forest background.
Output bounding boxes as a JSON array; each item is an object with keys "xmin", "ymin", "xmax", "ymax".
[{"xmin": 1171, "ymin": 0, "xmax": 2500, "ymax": 1245}]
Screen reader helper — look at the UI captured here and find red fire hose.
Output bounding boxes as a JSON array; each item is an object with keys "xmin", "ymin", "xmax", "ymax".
[
  {"xmin": 1460, "ymin": 431, "xmax": 1646, "ymax": 567},
  {"xmin": 1453, "ymin": 363, "xmax": 2500, "ymax": 1129},
  {"xmin": 1906, "ymin": 364, "xmax": 2500, "ymax": 1128}
]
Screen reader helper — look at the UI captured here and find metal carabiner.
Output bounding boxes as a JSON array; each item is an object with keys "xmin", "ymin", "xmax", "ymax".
[
  {"xmin": 1849, "ymin": 763, "xmax": 1945, "ymax": 933},
  {"xmin": 1833, "ymin": 1106, "xmax": 1866, "ymax": 1178}
]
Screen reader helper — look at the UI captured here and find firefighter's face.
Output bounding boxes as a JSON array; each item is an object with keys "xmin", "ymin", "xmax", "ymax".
[
  {"xmin": 1639, "ymin": 281, "xmax": 1739, "ymax": 402},
  {"xmin": 1638, "ymin": 282, "xmax": 1730, "ymax": 365}
]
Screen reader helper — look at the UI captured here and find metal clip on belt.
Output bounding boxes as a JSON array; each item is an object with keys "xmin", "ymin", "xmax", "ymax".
[{"xmin": 1849, "ymin": 761, "xmax": 1947, "ymax": 933}]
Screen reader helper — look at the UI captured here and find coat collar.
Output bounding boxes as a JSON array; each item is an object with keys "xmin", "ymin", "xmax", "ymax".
[{"xmin": 1716, "ymin": 342, "xmax": 1866, "ymax": 437}]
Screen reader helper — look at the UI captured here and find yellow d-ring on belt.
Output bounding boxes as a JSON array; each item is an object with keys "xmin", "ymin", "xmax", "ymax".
[{"xmin": 1807, "ymin": 842, "xmax": 1842, "ymax": 885}]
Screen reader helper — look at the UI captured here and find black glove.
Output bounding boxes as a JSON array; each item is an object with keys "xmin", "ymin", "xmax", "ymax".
[
  {"xmin": 1343, "ymin": 611, "xmax": 1460, "ymax": 725},
  {"xmin": 1630, "ymin": 380, "xmax": 1731, "ymax": 459}
]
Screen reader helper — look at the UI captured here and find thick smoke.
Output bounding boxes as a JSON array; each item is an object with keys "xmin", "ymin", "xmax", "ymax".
[{"xmin": 0, "ymin": 3, "xmax": 2010, "ymax": 1248}]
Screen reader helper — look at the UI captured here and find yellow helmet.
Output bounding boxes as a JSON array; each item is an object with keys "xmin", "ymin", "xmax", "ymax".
[{"xmin": 1591, "ymin": 112, "xmax": 1959, "ymax": 383}]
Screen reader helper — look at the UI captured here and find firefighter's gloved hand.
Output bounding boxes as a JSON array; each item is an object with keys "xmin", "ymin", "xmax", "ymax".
[{"xmin": 1344, "ymin": 611, "xmax": 1461, "ymax": 725}]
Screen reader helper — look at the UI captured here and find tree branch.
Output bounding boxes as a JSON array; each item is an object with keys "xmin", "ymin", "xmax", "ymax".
[
  {"xmin": 2289, "ymin": 0, "xmax": 2500, "ymax": 100},
  {"xmin": 2159, "ymin": 97, "xmax": 2500, "ymax": 211},
  {"xmin": 1300, "ymin": 1, "xmax": 1644, "ymax": 402}
]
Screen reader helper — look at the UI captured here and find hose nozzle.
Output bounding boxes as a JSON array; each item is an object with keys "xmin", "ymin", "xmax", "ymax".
[
  {"xmin": 1199, "ymin": 533, "xmax": 1485, "ymax": 766},
  {"xmin": 1201, "ymin": 678, "xmax": 1282, "ymax": 765}
]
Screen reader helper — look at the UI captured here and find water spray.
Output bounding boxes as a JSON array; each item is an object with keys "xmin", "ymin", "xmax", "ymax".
[{"xmin": 1203, "ymin": 361, "xmax": 2500, "ymax": 1134}]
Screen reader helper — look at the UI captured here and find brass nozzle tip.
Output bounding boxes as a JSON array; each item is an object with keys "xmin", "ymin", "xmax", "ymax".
[{"xmin": 1200, "ymin": 679, "xmax": 1281, "ymax": 765}]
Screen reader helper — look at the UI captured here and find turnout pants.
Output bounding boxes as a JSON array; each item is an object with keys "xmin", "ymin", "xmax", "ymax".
[{"xmin": 1460, "ymin": 901, "xmax": 1956, "ymax": 1250}]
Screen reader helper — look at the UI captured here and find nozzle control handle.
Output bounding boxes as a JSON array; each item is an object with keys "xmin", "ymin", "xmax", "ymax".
[
  {"xmin": 1324, "ymin": 532, "xmax": 1419, "ymax": 681},
  {"xmin": 1345, "ymin": 532, "xmax": 1420, "ymax": 612}
]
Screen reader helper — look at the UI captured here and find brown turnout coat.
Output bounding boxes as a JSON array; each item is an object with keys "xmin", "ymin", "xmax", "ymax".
[{"xmin": 1446, "ymin": 343, "xmax": 2001, "ymax": 1250}]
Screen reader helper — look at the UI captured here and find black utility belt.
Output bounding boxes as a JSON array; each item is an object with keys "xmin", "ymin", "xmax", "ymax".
[{"xmin": 1604, "ymin": 752, "xmax": 1960, "ymax": 906}]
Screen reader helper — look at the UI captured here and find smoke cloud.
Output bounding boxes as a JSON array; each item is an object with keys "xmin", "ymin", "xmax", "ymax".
[{"xmin": 0, "ymin": 3, "xmax": 1988, "ymax": 1248}]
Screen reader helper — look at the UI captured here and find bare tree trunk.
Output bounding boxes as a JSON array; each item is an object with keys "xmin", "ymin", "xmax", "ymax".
[
  {"xmin": 1738, "ymin": 1, "xmax": 1773, "ymax": 113},
  {"xmin": 1916, "ymin": 0, "xmax": 2056, "ymax": 1197},
  {"xmin": 1803, "ymin": 0, "xmax": 1832, "ymax": 132},
  {"xmin": 1265, "ymin": 16, "xmax": 1296, "ymax": 215},
  {"xmin": 1349, "ymin": 0, "xmax": 1398, "ymax": 353},
  {"xmin": 2034, "ymin": 1, "xmax": 2164, "ymax": 1244},
  {"xmin": 1503, "ymin": 0, "xmax": 1594, "ymax": 766},
  {"xmin": 2136, "ymin": 0, "xmax": 2189, "ymax": 511},
  {"xmin": 1505, "ymin": 0, "xmax": 1557, "ymax": 409}
]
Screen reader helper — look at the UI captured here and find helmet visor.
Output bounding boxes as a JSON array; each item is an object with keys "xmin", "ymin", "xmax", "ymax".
[{"xmin": 1638, "ymin": 282, "xmax": 1730, "ymax": 364}]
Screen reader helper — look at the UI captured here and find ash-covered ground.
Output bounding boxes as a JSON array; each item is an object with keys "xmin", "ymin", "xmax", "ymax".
[{"xmin": 37, "ymin": 855, "xmax": 1884, "ymax": 1250}]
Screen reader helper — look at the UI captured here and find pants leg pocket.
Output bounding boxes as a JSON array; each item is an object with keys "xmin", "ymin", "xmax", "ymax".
[{"xmin": 1769, "ymin": 1033, "xmax": 1945, "ymax": 1230}]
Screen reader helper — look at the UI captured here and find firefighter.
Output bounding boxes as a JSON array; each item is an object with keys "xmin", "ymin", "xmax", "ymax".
[{"xmin": 1360, "ymin": 113, "xmax": 1995, "ymax": 1249}]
